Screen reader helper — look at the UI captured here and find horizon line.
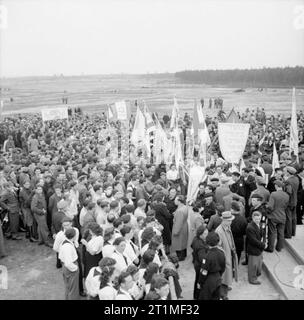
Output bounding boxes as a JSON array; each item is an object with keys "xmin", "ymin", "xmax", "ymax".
[{"xmin": 1, "ymin": 65, "xmax": 304, "ymax": 80}]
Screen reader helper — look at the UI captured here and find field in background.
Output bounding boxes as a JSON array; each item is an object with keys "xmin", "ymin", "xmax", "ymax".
[{"xmin": 1, "ymin": 74, "xmax": 304, "ymax": 117}]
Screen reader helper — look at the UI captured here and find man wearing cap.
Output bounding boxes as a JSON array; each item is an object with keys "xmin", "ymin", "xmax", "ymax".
[
  {"xmin": 48, "ymin": 184, "xmax": 64, "ymax": 231},
  {"xmin": 215, "ymin": 211, "xmax": 238, "ymax": 299},
  {"xmin": 230, "ymin": 171, "xmax": 246, "ymax": 198},
  {"xmin": 265, "ymin": 180, "xmax": 289, "ymax": 252},
  {"xmin": 0, "ymin": 182, "xmax": 22, "ymax": 240},
  {"xmin": 246, "ymin": 211, "xmax": 267, "ymax": 285},
  {"xmin": 201, "ymin": 194, "xmax": 216, "ymax": 224},
  {"xmin": 267, "ymin": 168, "xmax": 283, "ymax": 193},
  {"xmin": 249, "ymin": 176, "xmax": 270, "ymax": 205},
  {"xmin": 52, "ymin": 199, "xmax": 69, "ymax": 235},
  {"xmin": 283, "ymin": 166, "xmax": 299, "ymax": 238},
  {"xmin": 215, "ymin": 177, "xmax": 231, "ymax": 206}
]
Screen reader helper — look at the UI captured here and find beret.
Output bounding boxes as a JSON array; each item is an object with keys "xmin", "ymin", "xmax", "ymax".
[
  {"xmin": 274, "ymin": 180, "xmax": 284, "ymax": 188},
  {"xmin": 286, "ymin": 166, "xmax": 296, "ymax": 175},
  {"xmin": 256, "ymin": 176, "xmax": 266, "ymax": 185},
  {"xmin": 251, "ymin": 194, "xmax": 263, "ymax": 201}
]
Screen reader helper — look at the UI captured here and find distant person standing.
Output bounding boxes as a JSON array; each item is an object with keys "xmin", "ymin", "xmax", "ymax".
[
  {"xmin": 28, "ymin": 134, "xmax": 39, "ymax": 153},
  {"xmin": 200, "ymin": 98, "xmax": 204, "ymax": 109},
  {"xmin": 209, "ymin": 98, "xmax": 212, "ymax": 109},
  {"xmin": 62, "ymin": 91, "xmax": 68, "ymax": 104}
]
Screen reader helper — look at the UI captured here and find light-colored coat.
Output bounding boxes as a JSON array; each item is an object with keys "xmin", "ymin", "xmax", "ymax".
[
  {"xmin": 215, "ymin": 224, "xmax": 238, "ymax": 286},
  {"xmin": 171, "ymin": 205, "xmax": 188, "ymax": 252}
]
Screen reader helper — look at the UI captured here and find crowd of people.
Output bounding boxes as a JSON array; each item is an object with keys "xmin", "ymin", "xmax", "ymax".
[{"xmin": 0, "ymin": 105, "xmax": 304, "ymax": 300}]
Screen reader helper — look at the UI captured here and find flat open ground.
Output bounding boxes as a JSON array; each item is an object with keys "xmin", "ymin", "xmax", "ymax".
[{"xmin": 1, "ymin": 74, "xmax": 304, "ymax": 117}]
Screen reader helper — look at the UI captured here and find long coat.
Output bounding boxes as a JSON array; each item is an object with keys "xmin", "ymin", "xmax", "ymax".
[
  {"xmin": 152, "ymin": 202, "xmax": 172, "ymax": 246},
  {"xmin": 171, "ymin": 205, "xmax": 188, "ymax": 252},
  {"xmin": 215, "ymin": 224, "xmax": 238, "ymax": 287},
  {"xmin": 0, "ymin": 223, "xmax": 6, "ymax": 257}
]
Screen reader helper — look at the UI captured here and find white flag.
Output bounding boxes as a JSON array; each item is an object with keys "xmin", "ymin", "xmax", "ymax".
[
  {"xmin": 290, "ymin": 88, "xmax": 299, "ymax": 160},
  {"xmin": 0, "ymin": 100, "xmax": 3, "ymax": 120},
  {"xmin": 272, "ymin": 143, "xmax": 280, "ymax": 177},
  {"xmin": 143, "ymin": 102, "xmax": 156, "ymax": 134}
]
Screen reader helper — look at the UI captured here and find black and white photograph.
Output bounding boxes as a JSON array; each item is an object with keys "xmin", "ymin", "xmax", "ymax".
[{"xmin": 0, "ymin": 0, "xmax": 304, "ymax": 303}]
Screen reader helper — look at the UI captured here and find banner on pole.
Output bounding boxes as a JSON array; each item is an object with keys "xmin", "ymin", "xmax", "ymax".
[
  {"xmin": 41, "ymin": 108, "xmax": 68, "ymax": 121},
  {"xmin": 115, "ymin": 101, "xmax": 128, "ymax": 121},
  {"xmin": 218, "ymin": 123, "xmax": 250, "ymax": 164}
]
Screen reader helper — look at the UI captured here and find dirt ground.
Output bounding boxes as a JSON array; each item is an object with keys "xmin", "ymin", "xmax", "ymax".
[
  {"xmin": 1, "ymin": 74, "xmax": 304, "ymax": 117},
  {"xmin": 0, "ymin": 233, "xmax": 279, "ymax": 300}
]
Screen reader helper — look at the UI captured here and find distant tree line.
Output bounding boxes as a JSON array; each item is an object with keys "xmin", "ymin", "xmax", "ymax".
[{"xmin": 175, "ymin": 66, "xmax": 304, "ymax": 87}]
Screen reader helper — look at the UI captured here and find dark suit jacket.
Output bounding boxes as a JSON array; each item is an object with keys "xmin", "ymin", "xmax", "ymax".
[
  {"xmin": 246, "ymin": 221, "xmax": 264, "ymax": 256},
  {"xmin": 284, "ymin": 175, "xmax": 299, "ymax": 208},
  {"xmin": 267, "ymin": 190, "xmax": 289, "ymax": 223}
]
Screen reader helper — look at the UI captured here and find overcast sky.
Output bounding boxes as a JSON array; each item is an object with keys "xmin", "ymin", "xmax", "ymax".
[{"xmin": 0, "ymin": 0, "xmax": 304, "ymax": 77}]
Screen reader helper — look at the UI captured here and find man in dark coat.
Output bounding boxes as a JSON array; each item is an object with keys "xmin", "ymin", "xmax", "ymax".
[
  {"xmin": 229, "ymin": 171, "xmax": 246, "ymax": 198},
  {"xmin": 296, "ymin": 168, "xmax": 304, "ymax": 225},
  {"xmin": 198, "ymin": 232, "xmax": 226, "ymax": 300},
  {"xmin": 201, "ymin": 194, "xmax": 216, "ymax": 224},
  {"xmin": 230, "ymin": 201, "xmax": 248, "ymax": 263},
  {"xmin": 191, "ymin": 225, "xmax": 209, "ymax": 300},
  {"xmin": 283, "ymin": 166, "xmax": 299, "ymax": 238},
  {"xmin": 265, "ymin": 180, "xmax": 289, "ymax": 252},
  {"xmin": 267, "ymin": 167, "xmax": 283, "ymax": 193},
  {"xmin": 0, "ymin": 182, "xmax": 22, "ymax": 240},
  {"xmin": 151, "ymin": 194, "xmax": 172, "ymax": 252},
  {"xmin": 246, "ymin": 211, "xmax": 266, "ymax": 285}
]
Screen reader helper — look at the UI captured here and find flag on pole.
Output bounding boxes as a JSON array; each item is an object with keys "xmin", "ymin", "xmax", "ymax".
[
  {"xmin": 143, "ymin": 101, "xmax": 156, "ymax": 134},
  {"xmin": 0, "ymin": 100, "xmax": 3, "ymax": 121},
  {"xmin": 107, "ymin": 105, "xmax": 114, "ymax": 123},
  {"xmin": 168, "ymin": 98, "xmax": 183, "ymax": 167},
  {"xmin": 192, "ymin": 100, "xmax": 211, "ymax": 146},
  {"xmin": 170, "ymin": 97, "xmax": 179, "ymax": 129},
  {"xmin": 258, "ymin": 134, "xmax": 266, "ymax": 156},
  {"xmin": 130, "ymin": 106, "xmax": 151, "ymax": 157},
  {"xmin": 290, "ymin": 87, "xmax": 299, "ymax": 161},
  {"xmin": 240, "ymin": 158, "xmax": 246, "ymax": 172},
  {"xmin": 272, "ymin": 142, "xmax": 280, "ymax": 177}
]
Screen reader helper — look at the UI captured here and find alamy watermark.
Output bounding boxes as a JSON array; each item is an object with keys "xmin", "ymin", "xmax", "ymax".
[
  {"xmin": 294, "ymin": 5, "xmax": 304, "ymax": 30},
  {"xmin": 293, "ymin": 265, "xmax": 304, "ymax": 290},
  {"xmin": 0, "ymin": 4, "xmax": 8, "ymax": 29},
  {"xmin": 0, "ymin": 265, "xmax": 8, "ymax": 290}
]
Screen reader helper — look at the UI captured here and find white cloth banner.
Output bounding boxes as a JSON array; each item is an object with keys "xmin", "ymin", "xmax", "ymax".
[
  {"xmin": 218, "ymin": 123, "xmax": 250, "ymax": 164},
  {"xmin": 186, "ymin": 164, "xmax": 206, "ymax": 204},
  {"xmin": 41, "ymin": 108, "xmax": 68, "ymax": 121},
  {"xmin": 115, "ymin": 101, "xmax": 128, "ymax": 120}
]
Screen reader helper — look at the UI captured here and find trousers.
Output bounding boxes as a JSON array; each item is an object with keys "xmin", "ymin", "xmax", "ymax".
[
  {"xmin": 285, "ymin": 206, "xmax": 296, "ymax": 238},
  {"xmin": 63, "ymin": 263, "xmax": 80, "ymax": 300},
  {"xmin": 248, "ymin": 254, "xmax": 262, "ymax": 282},
  {"xmin": 33, "ymin": 213, "xmax": 49, "ymax": 244},
  {"xmin": 267, "ymin": 219, "xmax": 285, "ymax": 251}
]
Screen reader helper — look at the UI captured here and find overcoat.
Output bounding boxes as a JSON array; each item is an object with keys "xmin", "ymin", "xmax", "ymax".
[
  {"xmin": 171, "ymin": 205, "xmax": 188, "ymax": 252},
  {"xmin": 215, "ymin": 224, "xmax": 238, "ymax": 286}
]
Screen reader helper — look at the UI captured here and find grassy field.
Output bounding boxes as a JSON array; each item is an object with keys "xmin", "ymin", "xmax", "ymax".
[{"xmin": 1, "ymin": 74, "xmax": 304, "ymax": 117}]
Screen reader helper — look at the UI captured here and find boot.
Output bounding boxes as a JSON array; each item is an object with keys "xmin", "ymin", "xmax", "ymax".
[
  {"xmin": 29, "ymin": 226, "xmax": 38, "ymax": 242},
  {"xmin": 25, "ymin": 227, "xmax": 30, "ymax": 239}
]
